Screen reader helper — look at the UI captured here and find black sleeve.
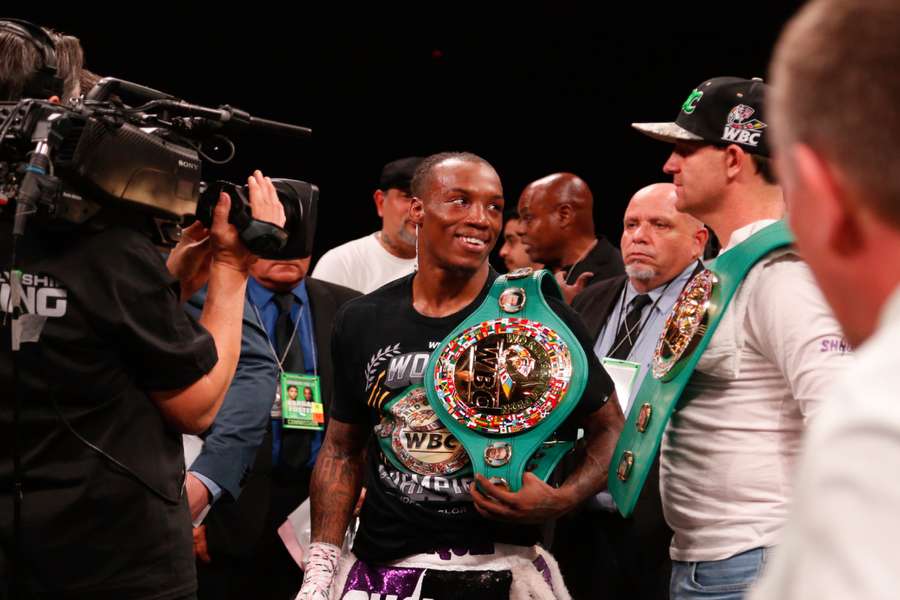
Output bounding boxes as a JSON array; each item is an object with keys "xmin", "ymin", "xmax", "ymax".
[
  {"xmin": 547, "ymin": 295, "xmax": 614, "ymax": 420},
  {"xmin": 73, "ymin": 228, "xmax": 218, "ymax": 391},
  {"xmin": 328, "ymin": 299, "xmax": 371, "ymax": 425}
]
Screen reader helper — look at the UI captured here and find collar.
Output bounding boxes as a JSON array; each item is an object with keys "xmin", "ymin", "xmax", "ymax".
[
  {"xmin": 624, "ymin": 260, "xmax": 699, "ymax": 309},
  {"xmin": 247, "ymin": 277, "xmax": 309, "ymax": 309},
  {"xmin": 720, "ymin": 219, "xmax": 779, "ymax": 255}
]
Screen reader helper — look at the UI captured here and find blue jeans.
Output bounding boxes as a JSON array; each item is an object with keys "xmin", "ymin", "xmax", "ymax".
[{"xmin": 670, "ymin": 547, "xmax": 768, "ymax": 600}]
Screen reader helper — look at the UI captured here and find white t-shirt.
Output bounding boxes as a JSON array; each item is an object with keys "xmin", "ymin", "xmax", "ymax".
[
  {"xmin": 748, "ymin": 286, "xmax": 900, "ymax": 600},
  {"xmin": 311, "ymin": 232, "xmax": 416, "ymax": 294},
  {"xmin": 660, "ymin": 220, "xmax": 851, "ymax": 562}
]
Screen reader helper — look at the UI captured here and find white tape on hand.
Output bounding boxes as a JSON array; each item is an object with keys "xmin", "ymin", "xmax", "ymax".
[{"xmin": 295, "ymin": 542, "xmax": 341, "ymax": 600}]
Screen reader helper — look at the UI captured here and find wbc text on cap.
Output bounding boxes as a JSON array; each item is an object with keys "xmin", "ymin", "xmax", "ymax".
[{"xmin": 631, "ymin": 76, "xmax": 771, "ymax": 157}]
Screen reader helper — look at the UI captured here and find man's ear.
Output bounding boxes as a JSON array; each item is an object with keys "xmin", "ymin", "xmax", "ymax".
[
  {"xmin": 373, "ymin": 189, "xmax": 385, "ymax": 218},
  {"xmin": 693, "ymin": 226, "xmax": 709, "ymax": 259},
  {"xmin": 556, "ymin": 203, "xmax": 575, "ymax": 228},
  {"xmin": 723, "ymin": 144, "xmax": 746, "ymax": 180},
  {"xmin": 409, "ymin": 196, "xmax": 425, "ymax": 227},
  {"xmin": 792, "ymin": 143, "xmax": 863, "ymax": 257}
]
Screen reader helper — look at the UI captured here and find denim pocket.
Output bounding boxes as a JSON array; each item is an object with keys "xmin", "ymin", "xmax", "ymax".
[{"xmin": 690, "ymin": 547, "xmax": 766, "ymax": 593}]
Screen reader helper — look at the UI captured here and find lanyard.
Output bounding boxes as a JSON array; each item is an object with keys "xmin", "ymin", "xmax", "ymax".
[
  {"xmin": 605, "ymin": 279, "xmax": 672, "ymax": 360},
  {"xmin": 564, "ymin": 240, "xmax": 598, "ymax": 285},
  {"xmin": 251, "ymin": 301, "xmax": 318, "ymax": 376}
]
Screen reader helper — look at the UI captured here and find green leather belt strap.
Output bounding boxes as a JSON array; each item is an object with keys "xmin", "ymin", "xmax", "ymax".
[
  {"xmin": 425, "ymin": 269, "xmax": 589, "ymax": 491},
  {"xmin": 608, "ymin": 221, "xmax": 794, "ymax": 517}
]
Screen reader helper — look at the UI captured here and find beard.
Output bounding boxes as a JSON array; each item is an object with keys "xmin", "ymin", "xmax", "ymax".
[
  {"xmin": 625, "ymin": 263, "xmax": 658, "ymax": 282},
  {"xmin": 396, "ymin": 224, "xmax": 418, "ymax": 248}
]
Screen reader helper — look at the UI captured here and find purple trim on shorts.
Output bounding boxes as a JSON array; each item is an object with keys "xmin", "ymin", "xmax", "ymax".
[
  {"xmin": 342, "ymin": 561, "xmax": 424, "ymax": 596},
  {"xmin": 533, "ymin": 554, "xmax": 553, "ymax": 589}
]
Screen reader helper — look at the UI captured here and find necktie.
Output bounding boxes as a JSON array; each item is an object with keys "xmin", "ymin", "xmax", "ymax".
[
  {"xmin": 273, "ymin": 292, "xmax": 305, "ymax": 373},
  {"xmin": 608, "ymin": 294, "xmax": 652, "ymax": 360},
  {"xmin": 272, "ymin": 292, "xmax": 312, "ymax": 472}
]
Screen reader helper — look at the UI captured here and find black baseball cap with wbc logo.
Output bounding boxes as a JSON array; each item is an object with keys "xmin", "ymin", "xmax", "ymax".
[{"xmin": 632, "ymin": 76, "xmax": 770, "ymax": 157}]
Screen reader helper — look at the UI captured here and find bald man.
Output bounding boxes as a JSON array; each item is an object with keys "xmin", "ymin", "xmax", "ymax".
[
  {"xmin": 554, "ymin": 183, "xmax": 707, "ymax": 600},
  {"xmin": 518, "ymin": 173, "xmax": 624, "ymax": 301}
]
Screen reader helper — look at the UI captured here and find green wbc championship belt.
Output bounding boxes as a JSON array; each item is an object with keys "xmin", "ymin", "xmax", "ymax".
[
  {"xmin": 375, "ymin": 384, "xmax": 472, "ymax": 477},
  {"xmin": 609, "ymin": 220, "xmax": 794, "ymax": 517},
  {"xmin": 425, "ymin": 268, "xmax": 589, "ymax": 492}
]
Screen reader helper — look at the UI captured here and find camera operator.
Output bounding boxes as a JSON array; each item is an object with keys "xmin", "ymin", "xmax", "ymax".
[{"xmin": 0, "ymin": 20, "xmax": 285, "ymax": 600}]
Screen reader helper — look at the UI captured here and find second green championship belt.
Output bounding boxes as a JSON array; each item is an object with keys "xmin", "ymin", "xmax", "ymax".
[
  {"xmin": 425, "ymin": 268, "xmax": 588, "ymax": 492},
  {"xmin": 608, "ymin": 220, "xmax": 794, "ymax": 516}
]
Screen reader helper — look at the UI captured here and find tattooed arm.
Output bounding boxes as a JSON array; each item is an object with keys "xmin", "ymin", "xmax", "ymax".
[
  {"xmin": 471, "ymin": 391, "xmax": 624, "ymax": 523},
  {"xmin": 310, "ymin": 418, "xmax": 370, "ymax": 545},
  {"xmin": 556, "ymin": 391, "xmax": 624, "ymax": 504}
]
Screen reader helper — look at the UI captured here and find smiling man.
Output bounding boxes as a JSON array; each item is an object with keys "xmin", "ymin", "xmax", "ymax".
[
  {"xmin": 558, "ymin": 182, "xmax": 706, "ymax": 600},
  {"xmin": 296, "ymin": 152, "xmax": 623, "ymax": 600}
]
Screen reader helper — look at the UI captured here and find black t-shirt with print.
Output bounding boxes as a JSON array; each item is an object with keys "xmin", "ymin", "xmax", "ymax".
[
  {"xmin": 330, "ymin": 270, "xmax": 614, "ymax": 562},
  {"xmin": 0, "ymin": 225, "xmax": 217, "ymax": 599}
]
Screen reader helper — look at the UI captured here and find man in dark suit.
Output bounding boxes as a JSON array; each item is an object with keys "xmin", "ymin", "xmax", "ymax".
[
  {"xmin": 184, "ymin": 287, "xmax": 277, "ymax": 523},
  {"xmin": 195, "ymin": 254, "xmax": 359, "ymax": 600},
  {"xmin": 555, "ymin": 182, "xmax": 707, "ymax": 600},
  {"xmin": 517, "ymin": 172, "xmax": 624, "ymax": 303}
]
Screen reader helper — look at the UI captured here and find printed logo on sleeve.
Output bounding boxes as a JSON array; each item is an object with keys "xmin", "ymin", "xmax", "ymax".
[
  {"xmin": 820, "ymin": 337, "xmax": 852, "ymax": 353},
  {"xmin": 1, "ymin": 271, "xmax": 68, "ymax": 345}
]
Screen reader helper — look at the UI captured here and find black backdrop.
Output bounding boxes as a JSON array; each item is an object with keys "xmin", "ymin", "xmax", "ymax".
[{"xmin": 9, "ymin": 5, "xmax": 803, "ymax": 268}]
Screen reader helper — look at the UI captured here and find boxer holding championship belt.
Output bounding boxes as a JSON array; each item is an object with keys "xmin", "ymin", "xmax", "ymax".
[{"xmin": 426, "ymin": 267, "xmax": 588, "ymax": 491}]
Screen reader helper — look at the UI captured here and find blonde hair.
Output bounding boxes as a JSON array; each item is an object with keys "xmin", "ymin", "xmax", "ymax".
[{"xmin": 770, "ymin": 0, "xmax": 900, "ymax": 228}]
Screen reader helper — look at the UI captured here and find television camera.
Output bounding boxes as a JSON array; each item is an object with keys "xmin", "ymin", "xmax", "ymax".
[{"xmin": 0, "ymin": 76, "xmax": 318, "ymax": 261}]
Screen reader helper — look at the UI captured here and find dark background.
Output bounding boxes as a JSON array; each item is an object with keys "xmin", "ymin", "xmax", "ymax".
[{"xmin": 11, "ymin": 5, "xmax": 803, "ymax": 268}]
